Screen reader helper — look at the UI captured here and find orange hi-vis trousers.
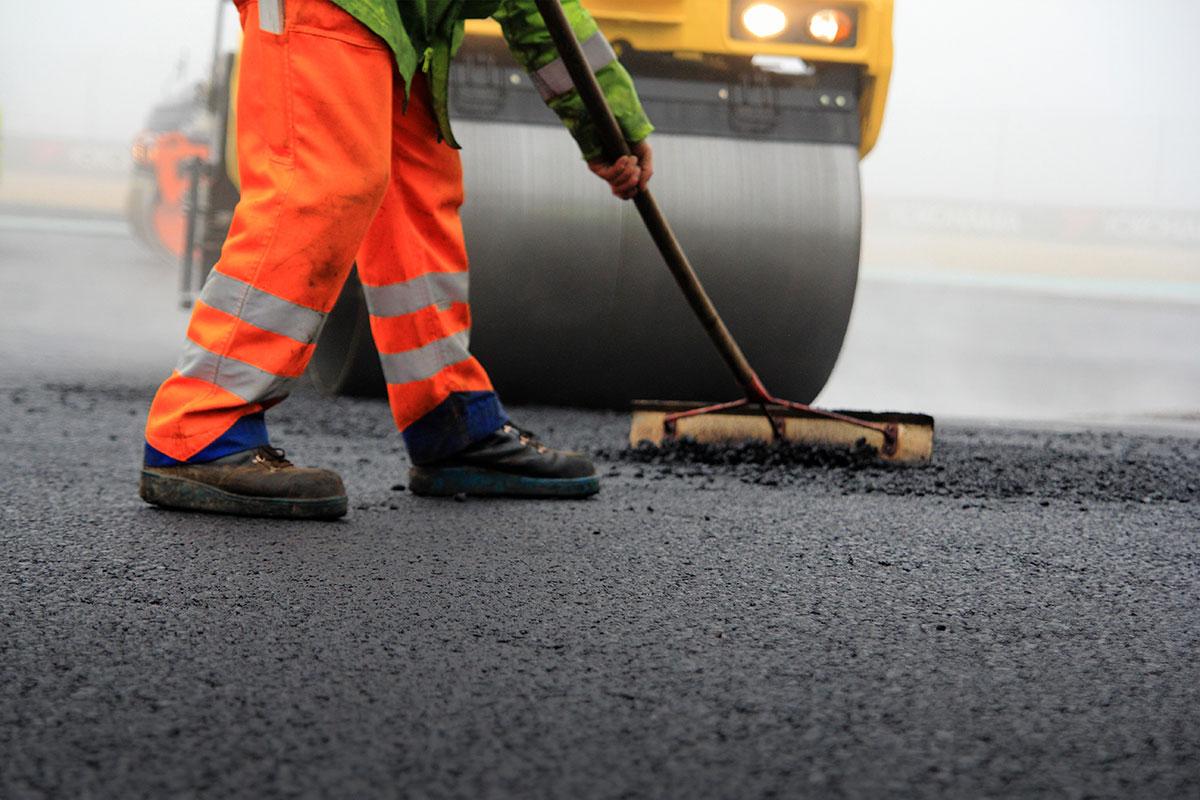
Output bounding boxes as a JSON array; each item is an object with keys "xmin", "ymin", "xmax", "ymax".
[{"xmin": 145, "ymin": 0, "xmax": 506, "ymax": 467}]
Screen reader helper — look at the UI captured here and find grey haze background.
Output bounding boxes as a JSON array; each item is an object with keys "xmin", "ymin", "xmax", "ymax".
[
  {"xmin": 864, "ymin": 0, "xmax": 1200, "ymax": 211},
  {"xmin": 1, "ymin": 0, "xmax": 1198, "ymax": 211}
]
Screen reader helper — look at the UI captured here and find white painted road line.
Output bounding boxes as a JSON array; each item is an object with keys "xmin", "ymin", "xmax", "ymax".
[
  {"xmin": 862, "ymin": 266, "xmax": 1200, "ymax": 305},
  {"xmin": 0, "ymin": 213, "xmax": 130, "ymax": 238}
]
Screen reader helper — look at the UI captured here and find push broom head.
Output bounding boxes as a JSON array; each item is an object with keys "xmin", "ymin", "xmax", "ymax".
[{"xmin": 630, "ymin": 401, "xmax": 936, "ymax": 463}]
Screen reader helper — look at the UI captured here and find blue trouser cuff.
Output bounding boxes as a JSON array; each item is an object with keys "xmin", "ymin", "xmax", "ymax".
[
  {"xmin": 404, "ymin": 391, "xmax": 509, "ymax": 465},
  {"xmin": 144, "ymin": 412, "xmax": 270, "ymax": 467}
]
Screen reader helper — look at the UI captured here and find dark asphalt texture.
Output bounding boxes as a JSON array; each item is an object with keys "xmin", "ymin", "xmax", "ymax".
[{"xmin": 2, "ymin": 382, "xmax": 1198, "ymax": 799}]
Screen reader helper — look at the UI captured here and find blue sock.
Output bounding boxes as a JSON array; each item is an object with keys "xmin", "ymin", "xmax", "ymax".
[
  {"xmin": 144, "ymin": 412, "xmax": 270, "ymax": 467},
  {"xmin": 403, "ymin": 392, "xmax": 508, "ymax": 465}
]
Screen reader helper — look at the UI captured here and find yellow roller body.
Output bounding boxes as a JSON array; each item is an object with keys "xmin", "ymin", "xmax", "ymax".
[{"xmin": 466, "ymin": 0, "xmax": 894, "ymax": 156}]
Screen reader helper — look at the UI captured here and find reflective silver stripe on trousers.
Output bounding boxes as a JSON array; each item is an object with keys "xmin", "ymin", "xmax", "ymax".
[
  {"xmin": 176, "ymin": 340, "xmax": 294, "ymax": 403},
  {"xmin": 360, "ymin": 271, "xmax": 470, "ymax": 318},
  {"xmin": 377, "ymin": 330, "xmax": 473, "ymax": 386},
  {"xmin": 199, "ymin": 271, "xmax": 327, "ymax": 344},
  {"xmin": 258, "ymin": 0, "xmax": 285, "ymax": 34},
  {"xmin": 529, "ymin": 32, "xmax": 617, "ymax": 101}
]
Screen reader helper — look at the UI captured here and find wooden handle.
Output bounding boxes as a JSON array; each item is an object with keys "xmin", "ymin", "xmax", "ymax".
[{"xmin": 533, "ymin": 0, "xmax": 771, "ymax": 402}]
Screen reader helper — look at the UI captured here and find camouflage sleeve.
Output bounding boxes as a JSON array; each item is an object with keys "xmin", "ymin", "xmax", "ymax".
[{"xmin": 491, "ymin": 0, "xmax": 654, "ymax": 161}]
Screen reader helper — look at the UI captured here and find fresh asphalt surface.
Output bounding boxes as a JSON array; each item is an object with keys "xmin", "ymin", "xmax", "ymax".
[{"xmin": 2, "ymin": 217, "xmax": 1199, "ymax": 798}]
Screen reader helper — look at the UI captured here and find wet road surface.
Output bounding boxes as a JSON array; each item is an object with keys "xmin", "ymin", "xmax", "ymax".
[{"xmin": 1, "ymin": 217, "xmax": 1198, "ymax": 798}]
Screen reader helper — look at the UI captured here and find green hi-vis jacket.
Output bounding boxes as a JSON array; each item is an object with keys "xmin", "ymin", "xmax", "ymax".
[{"xmin": 329, "ymin": 0, "xmax": 654, "ymax": 159}]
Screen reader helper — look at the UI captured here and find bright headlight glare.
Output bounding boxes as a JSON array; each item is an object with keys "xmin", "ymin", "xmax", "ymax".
[
  {"xmin": 808, "ymin": 9, "xmax": 853, "ymax": 44},
  {"xmin": 741, "ymin": 3, "xmax": 788, "ymax": 39}
]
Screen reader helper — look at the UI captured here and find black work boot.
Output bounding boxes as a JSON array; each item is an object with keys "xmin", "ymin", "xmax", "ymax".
[
  {"xmin": 140, "ymin": 446, "xmax": 348, "ymax": 520},
  {"xmin": 408, "ymin": 424, "xmax": 599, "ymax": 498}
]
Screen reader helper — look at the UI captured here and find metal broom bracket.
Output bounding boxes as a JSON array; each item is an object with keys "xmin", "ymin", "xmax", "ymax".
[{"xmin": 660, "ymin": 398, "xmax": 900, "ymax": 456}]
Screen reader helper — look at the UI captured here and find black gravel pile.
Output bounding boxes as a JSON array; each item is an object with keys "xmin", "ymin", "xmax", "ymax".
[{"xmin": 606, "ymin": 430, "xmax": 1200, "ymax": 504}]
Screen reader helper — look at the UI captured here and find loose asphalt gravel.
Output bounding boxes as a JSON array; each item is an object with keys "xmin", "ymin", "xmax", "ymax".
[{"xmin": 2, "ymin": 381, "xmax": 1198, "ymax": 799}]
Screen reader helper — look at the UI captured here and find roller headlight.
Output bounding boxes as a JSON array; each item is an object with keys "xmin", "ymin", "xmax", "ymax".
[
  {"xmin": 807, "ymin": 9, "xmax": 854, "ymax": 45},
  {"xmin": 730, "ymin": 2, "xmax": 859, "ymax": 47},
  {"xmin": 741, "ymin": 3, "xmax": 789, "ymax": 39}
]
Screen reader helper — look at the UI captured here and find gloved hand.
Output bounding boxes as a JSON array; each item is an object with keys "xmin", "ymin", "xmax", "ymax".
[{"xmin": 588, "ymin": 138, "xmax": 654, "ymax": 200}]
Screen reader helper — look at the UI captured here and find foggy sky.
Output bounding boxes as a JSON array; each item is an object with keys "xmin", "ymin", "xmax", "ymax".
[
  {"xmin": 863, "ymin": 0, "xmax": 1200, "ymax": 210},
  {"xmin": 1, "ymin": 0, "xmax": 1198, "ymax": 209}
]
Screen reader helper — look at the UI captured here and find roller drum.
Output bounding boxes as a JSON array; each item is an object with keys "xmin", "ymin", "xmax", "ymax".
[{"xmin": 459, "ymin": 123, "xmax": 861, "ymax": 407}]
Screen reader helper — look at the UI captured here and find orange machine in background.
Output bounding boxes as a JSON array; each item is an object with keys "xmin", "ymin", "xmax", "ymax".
[
  {"xmin": 126, "ymin": 91, "xmax": 211, "ymax": 258},
  {"xmin": 146, "ymin": 133, "xmax": 209, "ymax": 257}
]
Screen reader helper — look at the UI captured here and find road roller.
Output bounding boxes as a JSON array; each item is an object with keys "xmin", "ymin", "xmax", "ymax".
[{"xmin": 180, "ymin": 0, "xmax": 895, "ymax": 408}]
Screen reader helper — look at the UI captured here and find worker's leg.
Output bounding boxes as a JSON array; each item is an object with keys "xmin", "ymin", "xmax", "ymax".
[
  {"xmin": 354, "ymin": 74, "xmax": 508, "ymax": 465},
  {"xmin": 144, "ymin": 0, "xmax": 393, "ymax": 466},
  {"xmin": 355, "ymin": 76, "xmax": 597, "ymax": 497}
]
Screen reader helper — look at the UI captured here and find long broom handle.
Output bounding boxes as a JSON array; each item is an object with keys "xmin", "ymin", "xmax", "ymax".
[{"xmin": 534, "ymin": 0, "xmax": 772, "ymax": 403}]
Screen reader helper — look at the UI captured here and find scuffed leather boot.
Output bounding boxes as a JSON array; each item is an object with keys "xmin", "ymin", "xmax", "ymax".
[
  {"xmin": 409, "ymin": 424, "xmax": 599, "ymax": 498},
  {"xmin": 140, "ymin": 446, "xmax": 348, "ymax": 520}
]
